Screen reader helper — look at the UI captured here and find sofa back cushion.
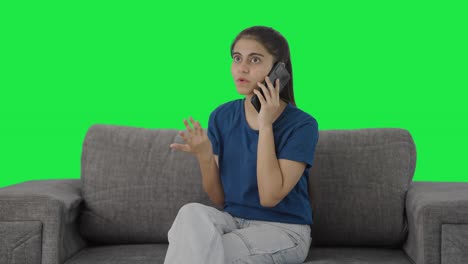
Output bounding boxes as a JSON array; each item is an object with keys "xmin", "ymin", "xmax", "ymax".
[
  {"xmin": 79, "ymin": 124, "xmax": 416, "ymax": 247},
  {"xmin": 308, "ymin": 128, "xmax": 416, "ymax": 247},
  {"xmin": 79, "ymin": 124, "xmax": 214, "ymax": 244}
]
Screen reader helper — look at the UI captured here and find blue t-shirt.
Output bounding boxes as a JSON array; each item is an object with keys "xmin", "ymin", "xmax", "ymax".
[{"xmin": 207, "ymin": 98, "xmax": 319, "ymax": 225}]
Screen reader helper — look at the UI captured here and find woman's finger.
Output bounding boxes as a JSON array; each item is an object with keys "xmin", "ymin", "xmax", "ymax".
[
  {"xmin": 179, "ymin": 131, "xmax": 190, "ymax": 143},
  {"xmin": 275, "ymin": 78, "xmax": 280, "ymax": 103},
  {"xmin": 183, "ymin": 118, "xmax": 194, "ymax": 135},
  {"xmin": 189, "ymin": 117, "xmax": 199, "ymax": 135},
  {"xmin": 169, "ymin": 143, "xmax": 189, "ymax": 152},
  {"xmin": 265, "ymin": 76, "xmax": 275, "ymax": 103},
  {"xmin": 253, "ymin": 89, "xmax": 265, "ymax": 106},
  {"xmin": 199, "ymin": 122, "xmax": 207, "ymax": 137},
  {"xmin": 195, "ymin": 120, "xmax": 203, "ymax": 136},
  {"xmin": 258, "ymin": 81, "xmax": 270, "ymax": 104}
]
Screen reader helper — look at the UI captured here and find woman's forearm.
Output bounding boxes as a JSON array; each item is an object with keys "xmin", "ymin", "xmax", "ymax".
[
  {"xmin": 257, "ymin": 124, "xmax": 283, "ymax": 207},
  {"xmin": 197, "ymin": 154, "xmax": 225, "ymax": 207}
]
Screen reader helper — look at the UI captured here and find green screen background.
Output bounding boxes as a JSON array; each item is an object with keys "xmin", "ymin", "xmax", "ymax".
[{"xmin": 1, "ymin": 1, "xmax": 467, "ymax": 188}]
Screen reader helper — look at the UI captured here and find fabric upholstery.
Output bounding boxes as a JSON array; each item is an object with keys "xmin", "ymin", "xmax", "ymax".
[
  {"xmin": 403, "ymin": 181, "xmax": 468, "ymax": 264},
  {"xmin": 0, "ymin": 180, "xmax": 87, "ymax": 264},
  {"xmin": 64, "ymin": 244, "xmax": 168, "ymax": 264},
  {"xmin": 80, "ymin": 125, "xmax": 416, "ymax": 247},
  {"xmin": 309, "ymin": 128, "xmax": 416, "ymax": 247},
  {"xmin": 305, "ymin": 247, "xmax": 414, "ymax": 264},
  {"xmin": 63, "ymin": 244, "xmax": 415, "ymax": 264},
  {"xmin": 79, "ymin": 124, "xmax": 216, "ymax": 244},
  {"xmin": 441, "ymin": 224, "xmax": 468, "ymax": 264},
  {"xmin": 3, "ymin": 124, "xmax": 468, "ymax": 264},
  {"xmin": 0, "ymin": 221, "xmax": 42, "ymax": 264}
]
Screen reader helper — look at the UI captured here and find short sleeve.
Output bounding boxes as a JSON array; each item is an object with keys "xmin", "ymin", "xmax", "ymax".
[
  {"xmin": 277, "ymin": 119, "xmax": 319, "ymax": 169},
  {"xmin": 207, "ymin": 110, "xmax": 220, "ymax": 155}
]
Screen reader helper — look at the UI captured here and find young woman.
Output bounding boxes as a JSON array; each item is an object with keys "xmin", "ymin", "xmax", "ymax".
[{"xmin": 165, "ymin": 26, "xmax": 319, "ymax": 264}]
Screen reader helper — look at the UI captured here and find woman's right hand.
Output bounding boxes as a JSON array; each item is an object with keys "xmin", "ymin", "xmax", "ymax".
[{"xmin": 170, "ymin": 116, "xmax": 212, "ymax": 159}]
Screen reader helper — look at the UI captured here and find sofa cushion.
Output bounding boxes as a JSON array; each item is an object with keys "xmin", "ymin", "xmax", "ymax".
[
  {"xmin": 308, "ymin": 128, "xmax": 416, "ymax": 247},
  {"xmin": 79, "ymin": 124, "xmax": 416, "ymax": 247},
  {"xmin": 79, "ymin": 124, "xmax": 214, "ymax": 244},
  {"xmin": 64, "ymin": 244, "xmax": 167, "ymax": 264},
  {"xmin": 304, "ymin": 247, "xmax": 413, "ymax": 264}
]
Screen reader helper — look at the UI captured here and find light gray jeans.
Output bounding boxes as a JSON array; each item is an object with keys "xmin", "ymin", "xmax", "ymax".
[{"xmin": 164, "ymin": 202, "xmax": 312, "ymax": 264}]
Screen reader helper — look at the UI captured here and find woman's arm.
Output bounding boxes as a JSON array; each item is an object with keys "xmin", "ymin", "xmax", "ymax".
[
  {"xmin": 197, "ymin": 153, "xmax": 224, "ymax": 207},
  {"xmin": 257, "ymin": 125, "xmax": 284, "ymax": 207},
  {"xmin": 257, "ymin": 125, "xmax": 306, "ymax": 208}
]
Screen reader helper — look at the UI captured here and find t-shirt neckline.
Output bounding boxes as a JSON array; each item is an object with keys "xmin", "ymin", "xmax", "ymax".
[{"xmin": 241, "ymin": 97, "xmax": 291, "ymax": 134}]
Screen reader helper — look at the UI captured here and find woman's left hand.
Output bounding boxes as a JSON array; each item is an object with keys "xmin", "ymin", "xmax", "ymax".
[{"xmin": 253, "ymin": 76, "xmax": 281, "ymax": 129}]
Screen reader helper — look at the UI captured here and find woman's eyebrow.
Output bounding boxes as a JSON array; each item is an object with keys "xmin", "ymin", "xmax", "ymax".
[{"xmin": 232, "ymin": 52, "xmax": 264, "ymax": 57}]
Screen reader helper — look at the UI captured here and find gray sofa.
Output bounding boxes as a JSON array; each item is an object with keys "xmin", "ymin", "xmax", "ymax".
[{"xmin": 1, "ymin": 124, "xmax": 467, "ymax": 264}]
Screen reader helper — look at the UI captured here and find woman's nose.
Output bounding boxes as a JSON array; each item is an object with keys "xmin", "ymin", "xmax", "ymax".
[{"xmin": 239, "ymin": 62, "xmax": 250, "ymax": 73}]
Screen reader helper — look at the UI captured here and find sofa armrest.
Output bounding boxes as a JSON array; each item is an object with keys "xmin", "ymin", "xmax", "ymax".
[
  {"xmin": 403, "ymin": 181, "xmax": 468, "ymax": 264},
  {"xmin": 0, "ymin": 179, "xmax": 87, "ymax": 264}
]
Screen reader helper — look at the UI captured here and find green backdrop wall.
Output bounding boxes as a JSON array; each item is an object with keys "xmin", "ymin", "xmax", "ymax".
[{"xmin": 1, "ymin": 1, "xmax": 467, "ymax": 188}]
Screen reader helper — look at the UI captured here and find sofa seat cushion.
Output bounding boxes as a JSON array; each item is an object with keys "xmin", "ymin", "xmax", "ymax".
[
  {"xmin": 64, "ymin": 244, "xmax": 414, "ymax": 264},
  {"xmin": 304, "ymin": 247, "xmax": 413, "ymax": 264},
  {"xmin": 64, "ymin": 244, "xmax": 168, "ymax": 264}
]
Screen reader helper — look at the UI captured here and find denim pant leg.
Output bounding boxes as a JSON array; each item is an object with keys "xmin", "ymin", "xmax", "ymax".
[
  {"xmin": 222, "ymin": 218, "xmax": 312, "ymax": 264},
  {"xmin": 164, "ymin": 202, "xmax": 239, "ymax": 264}
]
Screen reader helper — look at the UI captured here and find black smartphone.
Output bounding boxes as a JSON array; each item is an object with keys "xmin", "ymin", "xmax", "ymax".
[{"xmin": 251, "ymin": 61, "xmax": 291, "ymax": 113}]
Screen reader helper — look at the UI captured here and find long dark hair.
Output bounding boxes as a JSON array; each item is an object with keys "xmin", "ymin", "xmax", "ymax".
[{"xmin": 230, "ymin": 26, "xmax": 296, "ymax": 107}]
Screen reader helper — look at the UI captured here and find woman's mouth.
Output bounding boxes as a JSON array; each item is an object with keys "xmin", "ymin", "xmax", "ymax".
[{"xmin": 236, "ymin": 78, "xmax": 251, "ymax": 84}]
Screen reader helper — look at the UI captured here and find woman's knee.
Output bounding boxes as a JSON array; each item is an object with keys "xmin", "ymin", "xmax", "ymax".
[
  {"xmin": 178, "ymin": 202, "xmax": 203, "ymax": 216},
  {"xmin": 179, "ymin": 202, "xmax": 203, "ymax": 212},
  {"xmin": 176, "ymin": 202, "xmax": 215, "ymax": 222}
]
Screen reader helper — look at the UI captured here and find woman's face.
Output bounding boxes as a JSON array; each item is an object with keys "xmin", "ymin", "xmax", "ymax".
[{"xmin": 231, "ymin": 38, "xmax": 275, "ymax": 98}]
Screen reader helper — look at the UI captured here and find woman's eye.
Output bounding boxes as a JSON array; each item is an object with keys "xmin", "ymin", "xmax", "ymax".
[{"xmin": 233, "ymin": 56, "xmax": 260, "ymax": 63}]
